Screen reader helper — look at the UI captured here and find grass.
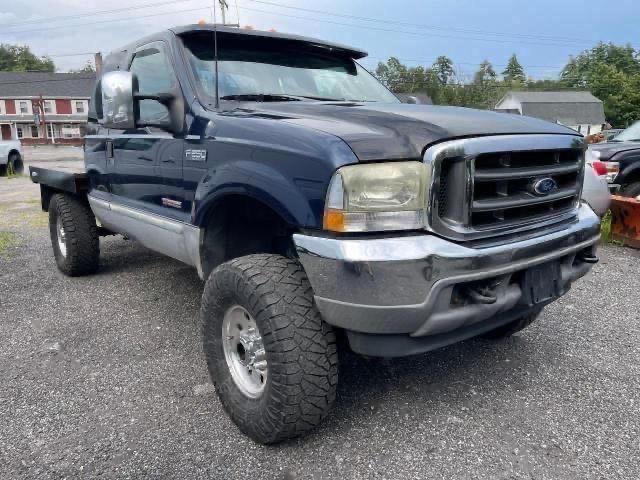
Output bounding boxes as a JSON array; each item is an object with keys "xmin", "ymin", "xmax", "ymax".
[
  {"xmin": 600, "ymin": 210, "xmax": 612, "ymax": 243},
  {"xmin": 599, "ymin": 210, "xmax": 626, "ymax": 246},
  {"xmin": 0, "ymin": 231, "xmax": 18, "ymax": 257},
  {"xmin": 0, "ymin": 201, "xmax": 48, "ymax": 229}
]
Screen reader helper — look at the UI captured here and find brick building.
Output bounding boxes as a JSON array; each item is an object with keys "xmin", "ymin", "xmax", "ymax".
[{"xmin": 0, "ymin": 72, "xmax": 95, "ymax": 145}]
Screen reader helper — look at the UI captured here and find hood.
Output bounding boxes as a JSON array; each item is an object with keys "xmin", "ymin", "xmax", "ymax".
[
  {"xmin": 589, "ymin": 141, "xmax": 640, "ymax": 161},
  {"xmin": 235, "ymin": 102, "xmax": 580, "ymax": 161}
]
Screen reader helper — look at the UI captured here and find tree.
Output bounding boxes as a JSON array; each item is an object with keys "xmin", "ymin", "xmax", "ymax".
[
  {"xmin": 70, "ymin": 61, "xmax": 95, "ymax": 73},
  {"xmin": 502, "ymin": 54, "xmax": 526, "ymax": 83},
  {"xmin": 474, "ymin": 60, "xmax": 497, "ymax": 84},
  {"xmin": 432, "ymin": 56, "xmax": 455, "ymax": 85},
  {"xmin": 0, "ymin": 44, "xmax": 55, "ymax": 72},
  {"xmin": 561, "ymin": 42, "xmax": 640, "ymax": 126}
]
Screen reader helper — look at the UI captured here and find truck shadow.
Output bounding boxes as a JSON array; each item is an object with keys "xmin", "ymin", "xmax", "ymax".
[{"xmin": 95, "ymin": 237, "xmax": 560, "ymax": 446}]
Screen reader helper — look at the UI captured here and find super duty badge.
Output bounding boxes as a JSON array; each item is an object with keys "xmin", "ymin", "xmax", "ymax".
[{"xmin": 185, "ymin": 149, "xmax": 207, "ymax": 162}]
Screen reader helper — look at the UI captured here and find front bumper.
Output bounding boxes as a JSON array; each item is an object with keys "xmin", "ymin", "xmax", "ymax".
[{"xmin": 294, "ymin": 204, "xmax": 600, "ymax": 356}]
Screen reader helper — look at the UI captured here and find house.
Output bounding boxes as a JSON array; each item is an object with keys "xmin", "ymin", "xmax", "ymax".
[
  {"xmin": 0, "ymin": 72, "xmax": 95, "ymax": 145},
  {"xmin": 494, "ymin": 91, "xmax": 606, "ymax": 136}
]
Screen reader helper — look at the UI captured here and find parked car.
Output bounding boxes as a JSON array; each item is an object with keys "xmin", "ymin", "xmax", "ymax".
[
  {"xmin": 0, "ymin": 139, "xmax": 23, "ymax": 176},
  {"xmin": 30, "ymin": 25, "xmax": 601, "ymax": 444},
  {"xmin": 587, "ymin": 121, "xmax": 640, "ymax": 197},
  {"xmin": 581, "ymin": 159, "xmax": 611, "ymax": 216}
]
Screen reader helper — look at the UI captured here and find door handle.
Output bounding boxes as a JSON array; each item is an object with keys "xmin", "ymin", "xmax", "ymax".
[
  {"xmin": 161, "ymin": 158, "xmax": 176, "ymax": 164},
  {"xmin": 138, "ymin": 155, "xmax": 153, "ymax": 161}
]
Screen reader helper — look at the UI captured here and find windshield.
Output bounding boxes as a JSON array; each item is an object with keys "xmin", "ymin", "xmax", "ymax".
[
  {"xmin": 612, "ymin": 121, "xmax": 640, "ymax": 142},
  {"xmin": 181, "ymin": 32, "xmax": 399, "ymax": 104}
]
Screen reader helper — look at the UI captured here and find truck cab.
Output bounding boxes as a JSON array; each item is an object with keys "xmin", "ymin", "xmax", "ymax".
[{"xmin": 32, "ymin": 24, "xmax": 601, "ymax": 444}]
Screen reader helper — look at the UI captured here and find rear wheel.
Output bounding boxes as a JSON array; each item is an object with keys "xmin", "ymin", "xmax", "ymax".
[
  {"xmin": 5, "ymin": 152, "xmax": 24, "ymax": 176},
  {"xmin": 49, "ymin": 193, "xmax": 100, "ymax": 276},
  {"xmin": 201, "ymin": 254, "xmax": 339, "ymax": 444},
  {"xmin": 621, "ymin": 181, "xmax": 640, "ymax": 198},
  {"xmin": 481, "ymin": 308, "xmax": 543, "ymax": 339}
]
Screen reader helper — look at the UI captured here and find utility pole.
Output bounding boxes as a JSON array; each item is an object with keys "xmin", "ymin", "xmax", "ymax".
[{"xmin": 218, "ymin": 0, "xmax": 229, "ymax": 24}]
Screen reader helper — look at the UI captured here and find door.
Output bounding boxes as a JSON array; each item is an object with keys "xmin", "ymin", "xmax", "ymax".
[
  {"xmin": 1, "ymin": 124, "xmax": 11, "ymax": 140},
  {"xmin": 108, "ymin": 41, "xmax": 186, "ymax": 222}
]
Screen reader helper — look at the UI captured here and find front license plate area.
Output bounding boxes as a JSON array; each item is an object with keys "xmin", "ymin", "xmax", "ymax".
[{"xmin": 521, "ymin": 261, "xmax": 562, "ymax": 306}]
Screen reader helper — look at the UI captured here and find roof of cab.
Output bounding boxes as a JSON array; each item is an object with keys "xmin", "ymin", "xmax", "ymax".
[{"xmin": 170, "ymin": 24, "xmax": 368, "ymax": 59}]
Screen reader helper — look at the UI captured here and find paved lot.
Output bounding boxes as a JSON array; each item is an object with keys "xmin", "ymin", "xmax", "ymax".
[{"xmin": 1, "ymin": 153, "xmax": 639, "ymax": 479}]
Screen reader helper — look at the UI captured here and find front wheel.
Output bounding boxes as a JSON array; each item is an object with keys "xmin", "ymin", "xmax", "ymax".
[{"xmin": 201, "ymin": 254, "xmax": 339, "ymax": 444}]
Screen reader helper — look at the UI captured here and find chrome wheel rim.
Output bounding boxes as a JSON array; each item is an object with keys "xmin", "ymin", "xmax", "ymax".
[
  {"xmin": 56, "ymin": 216, "xmax": 67, "ymax": 257},
  {"xmin": 222, "ymin": 305, "xmax": 268, "ymax": 398}
]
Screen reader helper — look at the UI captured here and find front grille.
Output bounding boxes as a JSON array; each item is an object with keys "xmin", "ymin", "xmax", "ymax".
[
  {"xmin": 427, "ymin": 135, "xmax": 585, "ymax": 241},
  {"xmin": 471, "ymin": 149, "xmax": 582, "ymax": 228}
]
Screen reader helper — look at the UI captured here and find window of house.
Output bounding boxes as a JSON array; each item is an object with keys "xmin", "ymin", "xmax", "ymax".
[
  {"xmin": 0, "ymin": 100, "xmax": 4, "ymax": 115},
  {"xmin": 16, "ymin": 126, "xmax": 24, "ymax": 139},
  {"xmin": 19, "ymin": 101, "xmax": 29, "ymax": 114},
  {"xmin": 44, "ymin": 100, "xmax": 55, "ymax": 114},
  {"xmin": 75, "ymin": 101, "xmax": 85, "ymax": 113},
  {"xmin": 47, "ymin": 124, "xmax": 55, "ymax": 138},
  {"xmin": 31, "ymin": 125, "xmax": 39, "ymax": 138}
]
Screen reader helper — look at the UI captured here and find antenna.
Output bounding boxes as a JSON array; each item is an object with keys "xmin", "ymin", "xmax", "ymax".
[{"xmin": 213, "ymin": 6, "xmax": 220, "ymax": 109}]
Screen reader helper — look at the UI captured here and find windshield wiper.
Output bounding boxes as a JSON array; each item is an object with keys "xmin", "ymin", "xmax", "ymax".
[
  {"xmin": 220, "ymin": 93, "xmax": 342, "ymax": 102},
  {"xmin": 220, "ymin": 93, "xmax": 302, "ymax": 102}
]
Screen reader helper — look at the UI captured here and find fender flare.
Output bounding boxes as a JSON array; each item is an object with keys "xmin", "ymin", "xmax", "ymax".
[{"xmin": 192, "ymin": 160, "xmax": 323, "ymax": 229}]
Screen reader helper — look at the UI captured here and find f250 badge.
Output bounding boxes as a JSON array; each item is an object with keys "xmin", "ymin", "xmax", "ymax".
[{"xmin": 185, "ymin": 149, "xmax": 207, "ymax": 162}]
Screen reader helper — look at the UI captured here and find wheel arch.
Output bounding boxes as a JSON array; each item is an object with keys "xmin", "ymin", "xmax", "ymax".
[{"xmin": 197, "ymin": 193, "xmax": 302, "ymax": 279}]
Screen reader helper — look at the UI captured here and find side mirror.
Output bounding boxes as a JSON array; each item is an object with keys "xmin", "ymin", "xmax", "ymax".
[
  {"xmin": 100, "ymin": 71, "xmax": 137, "ymax": 130},
  {"xmin": 99, "ymin": 70, "xmax": 184, "ymax": 133},
  {"xmin": 404, "ymin": 95, "xmax": 421, "ymax": 105}
]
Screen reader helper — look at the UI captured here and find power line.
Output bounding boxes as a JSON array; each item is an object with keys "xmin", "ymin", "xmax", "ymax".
[
  {"xmin": 364, "ymin": 56, "xmax": 565, "ymax": 72},
  {"xmin": 1, "ymin": 5, "xmax": 211, "ymax": 35},
  {"xmin": 248, "ymin": 0, "xmax": 593, "ymax": 45},
  {"xmin": 0, "ymin": 0, "xmax": 197, "ymax": 28},
  {"xmin": 236, "ymin": 5, "xmax": 594, "ymax": 49}
]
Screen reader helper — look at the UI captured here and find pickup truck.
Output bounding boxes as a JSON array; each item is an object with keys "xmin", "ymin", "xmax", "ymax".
[
  {"xmin": 30, "ymin": 24, "xmax": 601, "ymax": 444},
  {"xmin": 587, "ymin": 120, "xmax": 640, "ymax": 196},
  {"xmin": 0, "ymin": 139, "xmax": 23, "ymax": 176}
]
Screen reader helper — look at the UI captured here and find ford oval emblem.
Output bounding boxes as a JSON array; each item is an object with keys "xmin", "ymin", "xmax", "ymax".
[{"xmin": 532, "ymin": 177, "xmax": 557, "ymax": 196}]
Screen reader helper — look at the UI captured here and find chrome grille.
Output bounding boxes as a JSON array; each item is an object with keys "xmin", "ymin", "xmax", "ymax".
[
  {"xmin": 471, "ymin": 149, "xmax": 582, "ymax": 227},
  {"xmin": 425, "ymin": 135, "xmax": 585, "ymax": 241}
]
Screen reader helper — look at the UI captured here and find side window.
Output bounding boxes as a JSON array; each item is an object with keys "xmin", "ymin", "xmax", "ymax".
[{"xmin": 129, "ymin": 44, "xmax": 175, "ymax": 124}]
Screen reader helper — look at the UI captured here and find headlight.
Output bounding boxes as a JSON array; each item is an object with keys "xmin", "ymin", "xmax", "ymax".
[{"xmin": 323, "ymin": 161, "xmax": 428, "ymax": 232}]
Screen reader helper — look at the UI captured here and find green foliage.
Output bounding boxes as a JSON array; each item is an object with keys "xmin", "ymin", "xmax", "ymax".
[
  {"xmin": 70, "ymin": 60, "xmax": 96, "ymax": 73},
  {"xmin": 374, "ymin": 43, "xmax": 640, "ymax": 126},
  {"xmin": 0, "ymin": 44, "xmax": 55, "ymax": 72},
  {"xmin": 561, "ymin": 42, "xmax": 640, "ymax": 127},
  {"xmin": 502, "ymin": 54, "xmax": 526, "ymax": 83}
]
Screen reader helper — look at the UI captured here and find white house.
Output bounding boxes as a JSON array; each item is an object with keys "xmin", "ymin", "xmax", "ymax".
[{"xmin": 495, "ymin": 91, "xmax": 606, "ymax": 136}]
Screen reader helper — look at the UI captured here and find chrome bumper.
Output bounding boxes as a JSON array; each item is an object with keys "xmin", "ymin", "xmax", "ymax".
[{"xmin": 294, "ymin": 204, "xmax": 600, "ymax": 353}]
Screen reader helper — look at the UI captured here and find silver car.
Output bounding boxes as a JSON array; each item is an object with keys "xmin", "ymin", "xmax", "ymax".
[{"xmin": 583, "ymin": 149, "xmax": 612, "ymax": 216}]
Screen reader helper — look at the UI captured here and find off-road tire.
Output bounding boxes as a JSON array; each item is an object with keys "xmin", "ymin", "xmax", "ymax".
[
  {"xmin": 481, "ymin": 308, "xmax": 543, "ymax": 339},
  {"xmin": 621, "ymin": 181, "xmax": 640, "ymax": 198},
  {"xmin": 49, "ymin": 193, "xmax": 100, "ymax": 276},
  {"xmin": 201, "ymin": 254, "xmax": 339, "ymax": 444}
]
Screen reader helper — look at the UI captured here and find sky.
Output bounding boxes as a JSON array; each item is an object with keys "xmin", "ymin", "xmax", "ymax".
[{"xmin": 0, "ymin": 0, "xmax": 639, "ymax": 79}]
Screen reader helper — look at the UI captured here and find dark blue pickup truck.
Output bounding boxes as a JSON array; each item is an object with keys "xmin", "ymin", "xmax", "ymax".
[{"xmin": 31, "ymin": 24, "xmax": 601, "ymax": 443}]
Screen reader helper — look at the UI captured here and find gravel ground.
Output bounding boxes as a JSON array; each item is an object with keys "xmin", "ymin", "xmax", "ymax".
[{"xmin": 1, "ymin": 171, "xmax": 639, "ymax": 479}]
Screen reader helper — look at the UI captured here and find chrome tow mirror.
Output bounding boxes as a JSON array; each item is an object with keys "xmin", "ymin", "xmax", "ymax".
[{"xmin": 100, "ymin": 71, "xmax": 137, "ymax": 130}]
